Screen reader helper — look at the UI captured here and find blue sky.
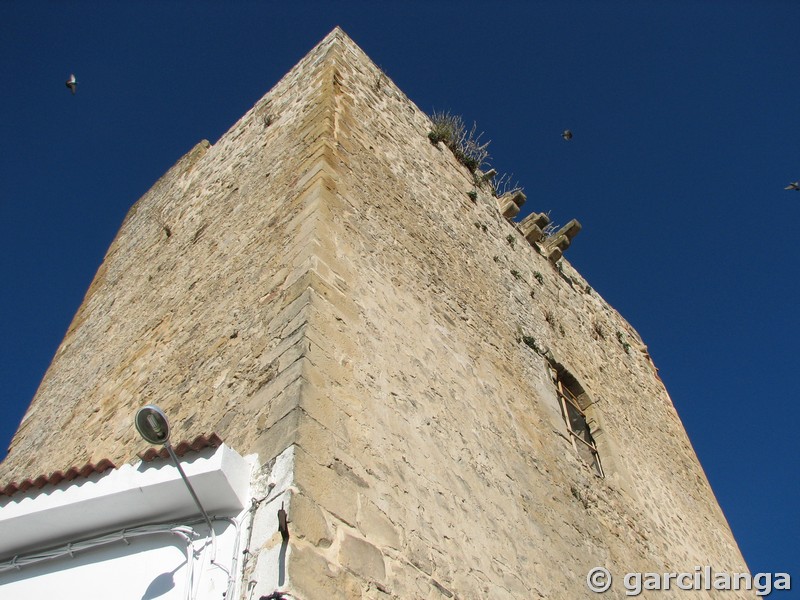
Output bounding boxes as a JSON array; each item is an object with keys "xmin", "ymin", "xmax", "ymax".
[{"xmin": 1, "ymin": 1, "xmax": 797, "ymax": 583}]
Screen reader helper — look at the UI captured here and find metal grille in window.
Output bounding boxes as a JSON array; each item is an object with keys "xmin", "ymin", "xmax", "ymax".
[{"xmin": 557, "ymin": 380, "xmax": 604, "ymax": 478}]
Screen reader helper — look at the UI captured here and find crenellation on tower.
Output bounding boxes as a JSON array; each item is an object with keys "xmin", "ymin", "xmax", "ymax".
[{"xmin": 543, "ymin": 217, "xmax": 583, "ymax": 262}]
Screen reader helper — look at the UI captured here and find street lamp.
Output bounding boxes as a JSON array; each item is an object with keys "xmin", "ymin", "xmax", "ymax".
[{"xmin": 134, "ymin": 405, "xmax": 214, "ymax": 535}]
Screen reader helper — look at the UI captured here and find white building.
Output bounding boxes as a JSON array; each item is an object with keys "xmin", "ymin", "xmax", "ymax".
[{"xmin": 0, "ymin": 436, "xmax": 294, "ymax": 600}]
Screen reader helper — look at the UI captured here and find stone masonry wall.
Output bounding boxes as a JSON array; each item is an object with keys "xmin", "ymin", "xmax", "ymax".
[
  {"xmin": 1, "ymin": 29, "xmax": 750, "ymax": 599},
  {"xmin": 1, "ymin": 30, "xmax": 348, "ymax": 480},
  {"xmin": 269, "ymin": 30, "xmax": 749, "ymax": 600}
]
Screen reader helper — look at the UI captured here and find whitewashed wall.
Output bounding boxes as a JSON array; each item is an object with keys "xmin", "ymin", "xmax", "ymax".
[
  {"xmin": 0, "ymin": 444, "xmax": 290, "ymax": 600},
  {"xmin": 0, "ymin": 519, "xmax": 240, "ymax": 600}
]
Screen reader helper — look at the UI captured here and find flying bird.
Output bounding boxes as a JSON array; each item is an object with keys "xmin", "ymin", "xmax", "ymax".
[
  {"xmin": 785, "ymin": 181, "xmax": 800, "ymax": 191},
  {"xmin": 562, "ymin": 129, "xmax": 573, "ymax": 141},
  {"xmin": 65, "ymin": 74, "xmax": 77, "ymax": 95}
]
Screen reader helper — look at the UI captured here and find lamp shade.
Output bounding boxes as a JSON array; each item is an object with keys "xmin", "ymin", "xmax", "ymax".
[{"xmin": 134, "ymin": 405, "xmax": 170, "ymax": 445}]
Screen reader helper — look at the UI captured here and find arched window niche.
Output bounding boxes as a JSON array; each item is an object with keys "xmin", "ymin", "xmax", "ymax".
[{"xmin": 546, "ymin": 359, "xmax": 605, "ymax": 478}]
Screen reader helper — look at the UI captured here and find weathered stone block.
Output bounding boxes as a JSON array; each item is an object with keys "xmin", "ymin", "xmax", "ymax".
[
  {"xmin": 497, "ymin": 194, "xmax": 520, "ymax": 219},
  {"xmin": 357, "ymin": 496, "xmax": 401, "ymax": 549},
  {"xmin": 546, "ymin": 246, "xmax": 563, "ymax": 263},
  {"xmin": 518, "ymin": 212, "xmax": 551, "ymax": 244},
  {"xmin": 288, "ymin": 544, "xmax": 362, "ymax": 600},
  {"xmin": 339, "ymin": 531, "xmax": 386, "ymax": 582},
  {"xmin": 554, "ymin": 219, "xmax": 582, "ymax": 245},
  {"xmin": 291, "ymin": 492, "xmax": 334, "ymax": 547},
  {"xmin": 294, "ymin": 446, "xmax": 359, "ymax": 527}
]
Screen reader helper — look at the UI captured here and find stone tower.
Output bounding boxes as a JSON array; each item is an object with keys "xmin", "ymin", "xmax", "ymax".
[{"xmin": 1, "ymin": 28, "xmax": 750, "ymax": 598}]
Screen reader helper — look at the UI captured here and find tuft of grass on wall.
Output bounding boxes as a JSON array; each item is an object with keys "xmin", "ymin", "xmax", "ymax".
[{"xmin": 428, "ymin": 110, "xmax": 490, "ymax": 173}]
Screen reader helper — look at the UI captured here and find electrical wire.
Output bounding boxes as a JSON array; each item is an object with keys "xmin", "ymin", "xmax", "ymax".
[
  {"xmin": 0, "ymin": 515, "xmax": 243, "ymax": 600},
  {"xmin": 171, "ymin": 527, "xmax": 196, "ymax": 600},
  {"xmin": 214, "ymin": 515, "xmax": 243, "ymax": 600},
  {"xmin": 0, "ymin": 522, "xmax": 199, "ymax": 573}
]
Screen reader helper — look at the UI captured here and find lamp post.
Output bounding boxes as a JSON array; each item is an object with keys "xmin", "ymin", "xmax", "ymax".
[{"xmin": 134, "ymin": 405, "xmax": 214, "ymax": 534}]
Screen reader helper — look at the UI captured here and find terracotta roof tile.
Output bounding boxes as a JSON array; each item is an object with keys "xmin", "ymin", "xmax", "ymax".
[
  {"xmin": 1, "ymin": 434, "xmax": 223, "ymax": 498},
  {"xmin": 1, "ymin": 458, "xmax": 116, "ymax": 498},
  {"xmin": 136, "ymin": 433, "xmax": 223, "ymax": 462}
]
